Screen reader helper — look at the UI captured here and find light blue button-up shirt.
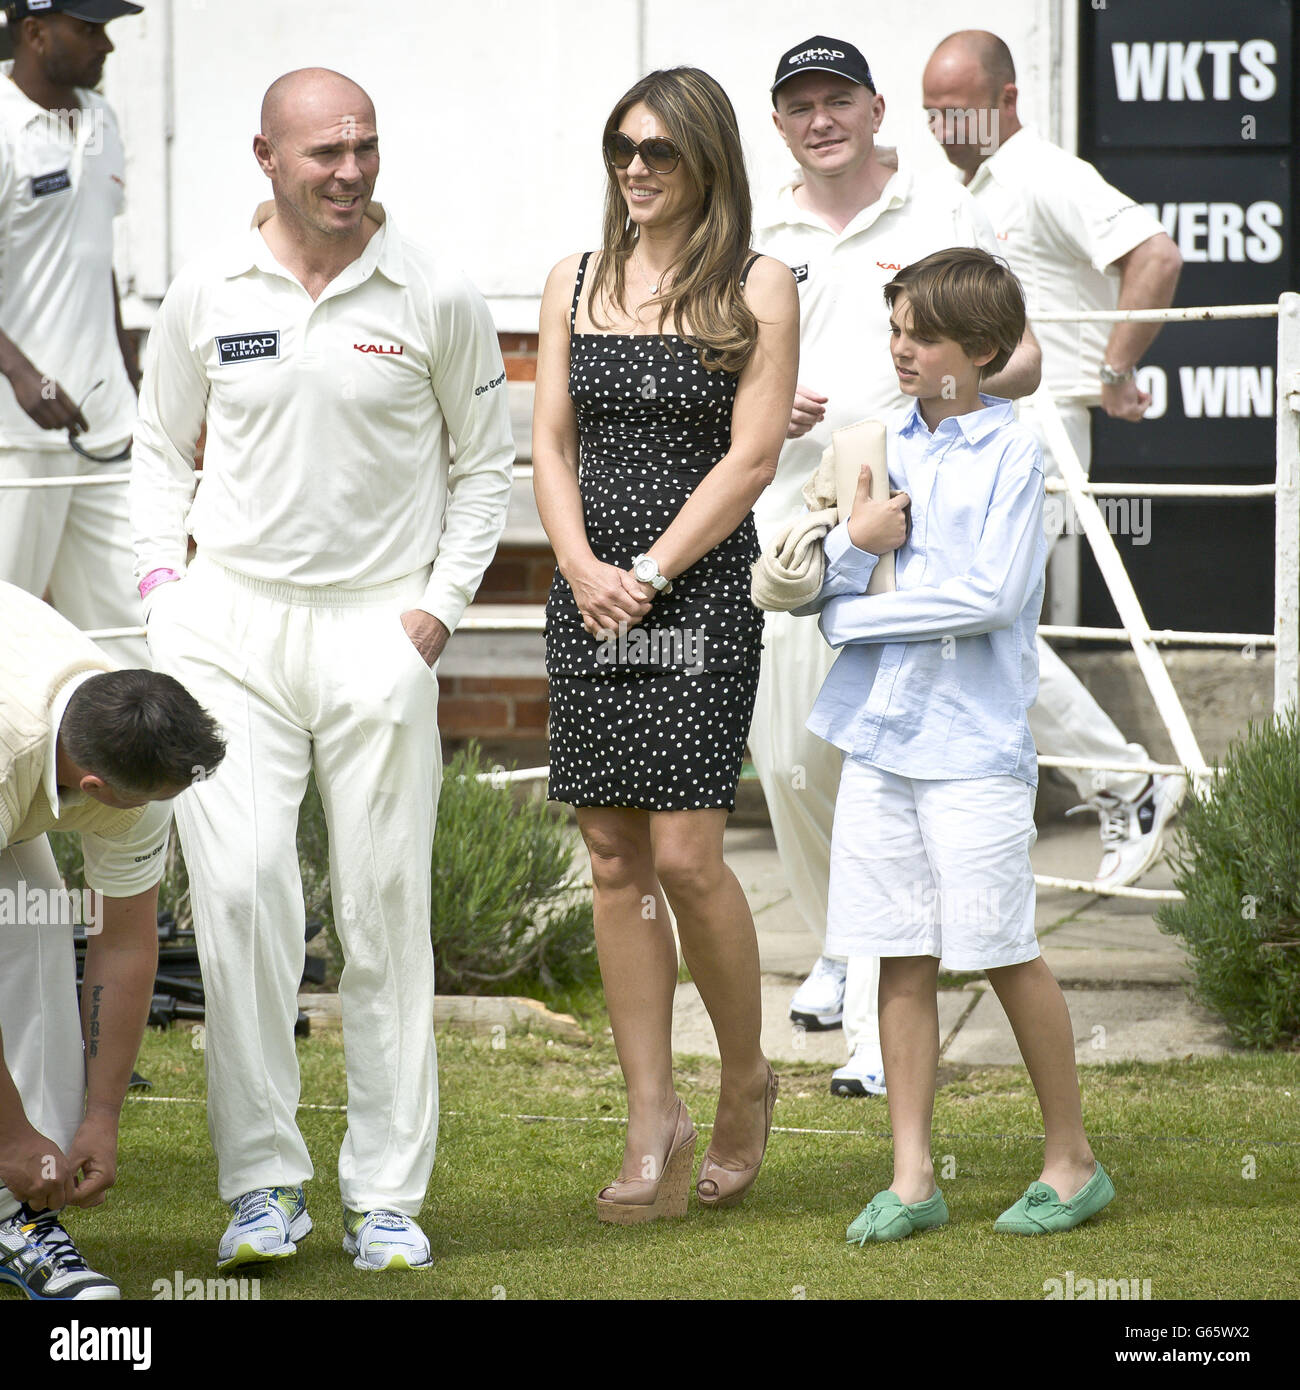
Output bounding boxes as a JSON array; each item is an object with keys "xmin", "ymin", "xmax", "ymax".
[{"xmin": 798, "ymin": 396, "xmax": 1047, "ymax": 784}]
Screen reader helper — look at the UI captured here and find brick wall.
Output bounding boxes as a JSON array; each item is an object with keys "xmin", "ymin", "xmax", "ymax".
[
  {"xmin": 499, "ymin": 332, "xmax": 538, "ymax": 382},
  {"xmin": 475, "ymin": 544, "xmax": 555, "ymax": 605},
  {"xmin": 438, "ymin": 330, "xmax": 551, "ymax": 756}
]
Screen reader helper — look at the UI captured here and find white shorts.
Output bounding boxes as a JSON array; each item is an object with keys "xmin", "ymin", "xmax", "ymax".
[{"xmin": 826, "ymin": 760, "xmax": 1040, "ymax": 972}]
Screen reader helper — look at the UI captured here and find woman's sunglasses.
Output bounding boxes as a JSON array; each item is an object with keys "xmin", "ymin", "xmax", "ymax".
[{"xmin": 603, "ymin": 131, "xmax": 683, "ymax": 175}]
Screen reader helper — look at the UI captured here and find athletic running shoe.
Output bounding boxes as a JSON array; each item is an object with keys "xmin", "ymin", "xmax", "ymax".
[
  {"xmin": 1068, "ymin": 774, "xmax": 1186, "ymax": 890},
  {"xmin": 342, "ymin": 1208, "xmax": 433, "ymax": 1271},
  {"xmin": 789, "ymin": 955, "xmax": 847, "ymax": 1030},
  {"xmin": 0, "ymin": 1206, "xmax": 120, "ymax": 1300},
  {"xmin": 830, "ymin": 1044, "xmax": 888, "ymax": 1097},
  {"xmin": 216, "ymin": 1186, "xmax": 311, "ymax": 1270}
]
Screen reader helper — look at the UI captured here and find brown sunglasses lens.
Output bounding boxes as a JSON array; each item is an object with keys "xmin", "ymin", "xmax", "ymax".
[{"xmin": 604, "ymin": 132, "xmax": 681, "ymax": 173}]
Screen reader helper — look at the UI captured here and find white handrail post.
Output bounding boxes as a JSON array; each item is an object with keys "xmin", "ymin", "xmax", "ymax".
[
  {"xmin": 1275, "ymin": 293, "xmax": 1300, "ymax": 716},
  {"xmin": 1029, "ymin": 385, "xmax": 1212, "ymax": 794}
]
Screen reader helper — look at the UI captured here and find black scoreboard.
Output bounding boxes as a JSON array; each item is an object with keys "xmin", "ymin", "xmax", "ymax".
[{"xmin": 1078, "ymin": 0, "xmax": 1295, "ymax": 636}]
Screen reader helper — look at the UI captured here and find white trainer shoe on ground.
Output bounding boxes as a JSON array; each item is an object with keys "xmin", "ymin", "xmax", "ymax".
[
  {"xmin": 830, "ymin": 1045, "xmax": 888, "ymax": 1098},
  {"xmin": 342, "ymin": 1209, "xmax": 433, "ymax": 1271},
  {"xmin": 1070, "ymin": 773, "xmax": 1186, "ymax": 890},
  {"xmin": 789, "ymin": 955, "xmax": 847, "ymax": 1030},
  {"xmin": 0, "ymin": 1206, "xmax": 120, "ymax": 1300},
  {"xmin": 217, "ymin": 1187, "xmax": 311, "ymax": 1270}
]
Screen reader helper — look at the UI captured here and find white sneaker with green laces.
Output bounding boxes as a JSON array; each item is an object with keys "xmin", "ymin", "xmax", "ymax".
[
  {"xmin": 217, "ymin": 1187, "xmax": 311, "ymax": 1270},
  {"xmin": 343, "ymin": 1208, "xmax": 433, "ymax": 1271}
]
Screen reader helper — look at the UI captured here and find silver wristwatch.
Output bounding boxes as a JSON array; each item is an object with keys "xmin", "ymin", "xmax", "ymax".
[
  {"xmin": 632, "ymin": 553, "xmax": 673, "ymax": 595},
  {"xmin": 1099, "ymin": 361, "xmax": 1135, "ymax": 386}
]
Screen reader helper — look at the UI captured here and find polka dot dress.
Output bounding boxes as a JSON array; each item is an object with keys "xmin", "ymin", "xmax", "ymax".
[{"xmin": 545, "ymin": 251, "xmax": 763, "ymax": 812}]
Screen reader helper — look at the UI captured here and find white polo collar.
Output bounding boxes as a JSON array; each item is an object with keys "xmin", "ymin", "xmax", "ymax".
[
  {"xmin": 759, "ymin": 163, "xmax": 914, "ymax": 239},
  {"xmin": 222, "ymin": 199, "xmax": 407, "ymax": 287},
  {"xmin": 44, "ymin": 670, "xmax": 99, "ymax": 823},
  {"xmin": 0, "ymin": 61, "xmax": 96, "ymax": 131},
  {"xmin": 969, "ymin": 124, "xmax": 1040, "ymax": 194}
]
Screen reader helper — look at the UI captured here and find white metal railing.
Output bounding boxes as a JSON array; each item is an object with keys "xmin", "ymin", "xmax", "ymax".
[
  {"xmin": 1021, "ymin": 294, "xmax": 1298, "ymax": 902},
  {"xmin": 14, "ymin": 302, "xmax": 1299, "ymax": 895},
  {"xmin": 0, "ymin": 471, "xmax": 132, "ymax": 489}
]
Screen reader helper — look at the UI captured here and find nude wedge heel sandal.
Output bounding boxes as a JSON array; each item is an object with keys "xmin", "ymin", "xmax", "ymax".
[{"xmin": 596, "ymin": 1100, "xmax": 698, "ymax": 1225}]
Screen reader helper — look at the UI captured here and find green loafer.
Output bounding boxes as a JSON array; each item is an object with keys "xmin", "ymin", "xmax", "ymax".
[
  {"xmin": 846, "ymin": 1189, "xmax": 949, "ymax": 1245},
  {"xmin": 994, "ymin": 1163, "xmax": 1115, "ymax": 1235}
]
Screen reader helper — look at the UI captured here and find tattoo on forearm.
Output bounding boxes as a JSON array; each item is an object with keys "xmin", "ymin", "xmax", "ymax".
[{"xmin": 89, "ymin": 984, "xmax": 104, "ymax": 1059}]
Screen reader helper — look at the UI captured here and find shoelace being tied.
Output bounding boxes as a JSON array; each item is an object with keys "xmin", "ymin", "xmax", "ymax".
[{"xmin": 18, "ymin": 1208, "xmax": 89, "ymax": 1275}]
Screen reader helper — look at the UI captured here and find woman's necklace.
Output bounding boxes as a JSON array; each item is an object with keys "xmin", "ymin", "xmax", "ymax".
[{"xmin": 631, "ymin": 250, "xmax": 667, "ymax": 298}]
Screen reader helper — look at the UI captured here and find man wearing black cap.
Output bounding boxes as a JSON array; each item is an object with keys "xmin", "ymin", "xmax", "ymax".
[
  {"xmin": 749, "ymin": 35, "xmax": 1042, "ymax": 1098},
  {"xmin": 0, "ymin": 0, "xmax": 147, "ymax": 668}
]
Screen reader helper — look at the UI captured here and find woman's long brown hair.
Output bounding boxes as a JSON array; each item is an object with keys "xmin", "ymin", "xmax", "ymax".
[{"xmin": 588, "ymin": 67, "xmax": 759, "ymax": 375}]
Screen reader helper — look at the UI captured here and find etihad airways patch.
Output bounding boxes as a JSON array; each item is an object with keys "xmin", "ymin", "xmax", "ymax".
[{"xmin": 215, "ymin": 331, "xmax": 281, "ymax": 364}]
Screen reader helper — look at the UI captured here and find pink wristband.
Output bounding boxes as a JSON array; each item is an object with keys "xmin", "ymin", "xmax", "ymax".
[{"xmin": 139, "ymin": 568, "xmax": 181, "ymax": 600}]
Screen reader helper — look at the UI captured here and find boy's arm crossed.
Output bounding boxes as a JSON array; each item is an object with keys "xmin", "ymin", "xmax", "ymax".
[
  {"xmin": 790, "ymin": 526, "xmax": 879, "ymax": 616},
  {"xmin": 819, "ymin": 441, "xmax": 1045, "ymax": 649},
  {"xmin": 791, "ymin": 468, "xmax": 909, "ymax": 616}
]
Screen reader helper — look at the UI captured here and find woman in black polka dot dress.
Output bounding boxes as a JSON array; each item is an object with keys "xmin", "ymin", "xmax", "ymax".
[{"xmin": 533, "ymin": 68, "xmax": 798, "ymax": 1223}]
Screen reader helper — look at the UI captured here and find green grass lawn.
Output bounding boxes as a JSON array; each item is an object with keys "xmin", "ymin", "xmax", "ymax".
[{"xmin": 19, "ymin": 1027, "xmax": 1300, "ymax": 1302}]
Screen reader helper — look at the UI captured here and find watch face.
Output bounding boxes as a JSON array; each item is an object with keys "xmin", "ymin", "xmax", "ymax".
[{"xmin": 634, "ymin": 559, "xmax": 655, "ymax": 581}]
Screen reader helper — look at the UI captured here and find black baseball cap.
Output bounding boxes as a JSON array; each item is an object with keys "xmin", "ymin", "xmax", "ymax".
[
  {"xmin": 5, "ymin": 0, "xmax": 143, "ymax": 21},
  {"xmin": 771, "ymin": 35, "xmax": 876, "ymax": 102}
]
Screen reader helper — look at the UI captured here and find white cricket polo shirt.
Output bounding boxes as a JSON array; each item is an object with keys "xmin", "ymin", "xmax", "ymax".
[
  {"xmin": 0, "ymin": 64, "xmax": 135, "ymax": 452},
  {"xmin": 131, "ymin": 202, "xmax": 515, "ymax": 634},
  {"xmin": 753, "ymin": 163, "xmax": 996, "ymax": 543},
  {"xmin": 967, "ymin": 125, "xmax": 1166, "ymax": 404}
]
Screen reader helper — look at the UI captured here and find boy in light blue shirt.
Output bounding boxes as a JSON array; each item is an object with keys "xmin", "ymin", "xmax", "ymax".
[{"xmin": 801, "ymin": 247, "xmax": 1113, "ymax": 1242}]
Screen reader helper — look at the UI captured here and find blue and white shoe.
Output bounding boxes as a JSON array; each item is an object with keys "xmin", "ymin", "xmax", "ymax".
[
  {"xmin": 831, "ymin": 1045, "xmax": 888, "ymax": 1098},
  {"xmin": 342, "ymin": 1208, "xmax": 433, "ymax": 1271},
  {"xmin": 790, "ymin": 955, "xmax": 847, "ymax": 1030},
  {"xmin": 217, "ymin": 1187, "xmax": 311, "ymax": 1270},
  {"xmin": 1071, "ymin": 773, "xmax": 1186, "ymax": 890},
  {"xmin": 0, "ymin": 1206, "xmax": 119, "ymax": 1300}
]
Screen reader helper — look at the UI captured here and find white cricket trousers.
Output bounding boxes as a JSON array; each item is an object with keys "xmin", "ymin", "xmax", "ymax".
[
  {"xmin": 0, "ymin": 444, "xmax": 149, "ymax": 669},
  {"xmin": 0, "ymin": 838, "xmax": 84, "ymax": 1221},
  {"xmin": 146, "ymin": 557, "xmax": 443, "ymax": 1215},
  {"xmin": 1019, "ymin": 401, "xmax": 1149, "ymax": 804},
  {"xmin": 748, "ymin": 609, "xmax": 880, "ymax": 1060}
]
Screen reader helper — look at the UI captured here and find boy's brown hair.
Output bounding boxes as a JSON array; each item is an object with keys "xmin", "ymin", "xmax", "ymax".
[{"xmin": 883, "ymin": 247, "xmax": 1026, "ymax": 377}]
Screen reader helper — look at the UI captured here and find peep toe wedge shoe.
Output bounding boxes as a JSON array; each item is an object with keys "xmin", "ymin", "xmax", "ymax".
[
  {"xmin": 696, "ymin": 1065, "xmax": 779, "ymax": 1210},
  {"xmin": 596, "ymin": 1099, "xmax": 698, "ymax": 1225}
]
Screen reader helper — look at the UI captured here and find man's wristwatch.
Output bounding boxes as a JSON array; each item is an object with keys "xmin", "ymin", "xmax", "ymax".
[
  {"xmin": 632, "ymin": 553, "xmax": 673, "ymax": 595},
  {"xmin": 1099, "ymin": 362, "xmax": 1135, "ymax": 386}
]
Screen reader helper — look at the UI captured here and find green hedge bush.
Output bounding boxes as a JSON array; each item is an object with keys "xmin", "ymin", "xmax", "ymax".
[{"xmin": 1156, "ymin": 708, "xmax": 1300, "ymax": 1049}]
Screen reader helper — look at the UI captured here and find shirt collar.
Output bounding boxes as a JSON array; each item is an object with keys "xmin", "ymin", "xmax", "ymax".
[
  {"xmin": 44, "ymin": 670, "xmax": 99, "ymax": 822},
  {"xmin": 969, "ymin": 124, "xmax": 1038, "ymax": 193},
  {"xmin": 759, "ymin": 162, "xmax": 913, "ymax": 237},
  {"xmin": 222, "ymin": 200, "xmax": 407, "ymax": 287},
  {"xmin": 899, "ymin": 393, "xmax": 1015, "ymax": 443},
  {"xmin": 0, "ymin": 62, "xmax": 93, "ymax": 131}
]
